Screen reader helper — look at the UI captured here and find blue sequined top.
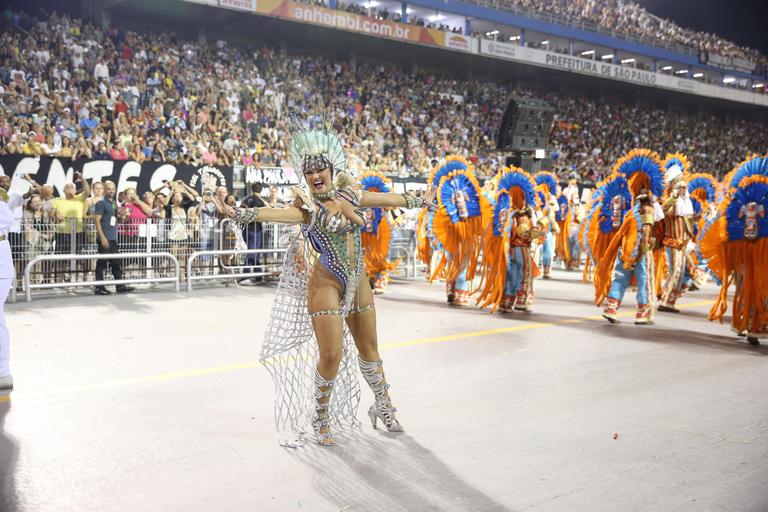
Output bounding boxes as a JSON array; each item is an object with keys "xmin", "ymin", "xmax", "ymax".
[{"xmin": 304, "ymin": 188, "xmax": 365, "ymax": 293}]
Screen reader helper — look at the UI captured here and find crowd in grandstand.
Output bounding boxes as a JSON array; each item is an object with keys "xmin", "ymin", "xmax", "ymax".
[
  {"xmin": 476, "ymin": 0, "xmax": 765, "ymax": 70},
  {"xmin": 0, "ymin": 9, "xmax": 766, "ymax": 192}
]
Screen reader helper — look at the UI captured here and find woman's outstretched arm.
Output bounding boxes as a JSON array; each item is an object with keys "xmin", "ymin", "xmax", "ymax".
[
  {"xmin": 230, "ymin": 205, "xmax": 308, "ymax": 225},
  {"xmin": 360, "ymin": 188, "xmax": 436, "ymax": 209}
]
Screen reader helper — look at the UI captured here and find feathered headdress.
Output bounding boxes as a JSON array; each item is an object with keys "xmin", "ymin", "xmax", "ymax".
[
  {"xmin": 726, "ymin": 155, "xmax": 768, "ymax": 191},
  {"xmin": 534, "ymin": 171, "xmax": 558, "ymax": 196},
  {"xmin": 687, "ymin": 173, "xmax": 717, "ymax": 218},
  {"xmin": 612, "ymin": 149, "xmax": 665, "ymax": 198},
  {"xmin": 358, "ymin": 171, "xmax": 393, "ymax": 237},
  {"xmin": 288, "ymin": 114, "xmax": 347, "ymax": 177},
  {"xmin": 663, "ymin": 152, "xmax": 691, "ymax": 176},
  {"xmin": 428, "ymin": 156, "xmax": 470, "ymax": 189}
]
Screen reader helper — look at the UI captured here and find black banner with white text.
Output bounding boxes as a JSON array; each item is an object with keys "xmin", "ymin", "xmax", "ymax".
[{"xmin": 0, "ymin": 155, "xmax": 234, "ymax": 197}]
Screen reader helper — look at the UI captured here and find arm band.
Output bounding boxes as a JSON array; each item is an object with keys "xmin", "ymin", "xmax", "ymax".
[
  {"xmin": 402, "ymin": 193, "xmax": 427, "ymax": 209},
  {"xmin": 236, "ymin": 207, "xmax": 260, "ymax": 223}
]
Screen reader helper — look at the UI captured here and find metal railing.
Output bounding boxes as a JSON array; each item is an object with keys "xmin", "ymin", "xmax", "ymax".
[
  {"xmin": 23, "ymin": 252, "xmax": 180, "ymax": 302},
  {"xmin": 390, "ymin": 244, "xmax": 417, "ymax": 279},
  {"xmin": 186, "ymin": 248, "xmax": 288, "ymax": 291}
]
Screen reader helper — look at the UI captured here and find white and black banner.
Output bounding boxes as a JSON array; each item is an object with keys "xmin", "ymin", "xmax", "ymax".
[
  {"xmin": 242, "ymin": 165, "xmax": 301, "ymax": 186},
  {"xmin": 0, "ymin": 155, "xmax": 233, "ymax": 196}
]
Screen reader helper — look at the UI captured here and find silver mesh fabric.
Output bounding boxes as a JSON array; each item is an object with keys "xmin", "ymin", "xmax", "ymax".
[{"xmin": 259, "ymin": 233, "xmax": 361, "ymax": 447}]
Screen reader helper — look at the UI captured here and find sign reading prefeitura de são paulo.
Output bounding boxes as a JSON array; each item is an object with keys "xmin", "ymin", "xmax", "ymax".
[{"xmin": 479, "ymin": 39, "xmax": 768, "ymax": 106}]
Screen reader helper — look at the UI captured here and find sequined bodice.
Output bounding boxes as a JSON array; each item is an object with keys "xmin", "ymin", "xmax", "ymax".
[{"xmin": 304, "ymin": 188, "xmax": 364, "ymax": 292}]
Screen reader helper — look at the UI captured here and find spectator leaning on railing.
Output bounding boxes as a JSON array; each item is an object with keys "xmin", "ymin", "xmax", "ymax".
[{"xmin": 93, "ymin": 180, "xmax": 133, "ymax": 295}]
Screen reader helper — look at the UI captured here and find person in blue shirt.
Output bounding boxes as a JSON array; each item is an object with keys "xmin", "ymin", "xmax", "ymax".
[{"xmin": 93, "ymin": 181, "xmax": 134, "ymax": 296}]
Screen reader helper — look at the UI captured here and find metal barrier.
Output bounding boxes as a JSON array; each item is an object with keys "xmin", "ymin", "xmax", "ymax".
[
  {"xmin": 23, "ymin": 252, "xmax": 180, "ymax": 302},
  {"xmin": 390, "ymin": 243, "xmax": 417, "ymax": 279},
  {"xmin": 186, "ymin": 248, "xmax": 287, "ymax": 291}
]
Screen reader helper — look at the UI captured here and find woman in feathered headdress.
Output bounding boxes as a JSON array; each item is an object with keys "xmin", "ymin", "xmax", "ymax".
[
  {"xmin": 699, "ymin": 156, "xmax": 768, "ymax": 344},
  {"xmin": 229, "ymin": 118, "xmax": 435, "ymax": 446},
  {"xmin": 476, "ymin": 166, "xmax": 540, "ymax": 313},
  {"xmin": 358, "ymin": 171, "xmax": 400, "ymax": 294}
]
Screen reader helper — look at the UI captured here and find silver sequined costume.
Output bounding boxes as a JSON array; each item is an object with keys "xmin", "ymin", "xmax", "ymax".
[{"xmin": 252, "ymin": 184, "xmax": 368, "ymax": 447}]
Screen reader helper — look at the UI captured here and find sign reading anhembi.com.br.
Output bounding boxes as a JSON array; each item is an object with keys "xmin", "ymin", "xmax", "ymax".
[{"xmin": 218, "ymin": 0, "xmax": 256, "ymax": 11}]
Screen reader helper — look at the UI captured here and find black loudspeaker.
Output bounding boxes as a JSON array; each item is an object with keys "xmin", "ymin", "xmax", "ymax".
[{"xmin": 496, "ymin": 97, "xmax": 555, "ymax": 151}]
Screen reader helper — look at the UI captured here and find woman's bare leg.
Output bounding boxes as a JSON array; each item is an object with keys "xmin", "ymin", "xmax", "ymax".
[
  {"xmin": 307, "ymin": 266, "xmax": 344, "ymax": 445},
  {"xmin": 346, "ymin": 274, "xmax": 403, "ymax": 432}
]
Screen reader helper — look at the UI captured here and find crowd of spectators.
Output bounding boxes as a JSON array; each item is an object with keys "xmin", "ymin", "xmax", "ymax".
[
  {"xmin": 0, "ymin": 9, "xmax": 766, "ymax": 194},
  {"xmin": 335, "ymin": 2, "xmax": 466, "ymax": 34},
  {"xmin": 482, "ymin": 0, "xmax": 766, "ymax": 71}
]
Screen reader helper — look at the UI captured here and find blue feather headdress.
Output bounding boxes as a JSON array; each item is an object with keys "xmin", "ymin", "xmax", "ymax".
[
  {"xmin": 728, "ymin": 156, "xmax": 768, "ymax": 190},
  {"xmin": 439, "ymin": 173, "xmax": 482, "ymax": 224},
  {"xmin": 534, "ymin": 172, "xmax": 558, "ymax": 196},
  {"xmin": 612, "ymin": 149, "xmax": 664, "ymax": 198},
  {"xmin": 598, "ymin": 176, "xmax": 631, "ymax": 234},
  {"xmin": 429, "ymin": 157, "xmax": 469, "ymax": 188}
]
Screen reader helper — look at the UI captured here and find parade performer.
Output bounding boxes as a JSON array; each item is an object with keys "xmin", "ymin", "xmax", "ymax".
[
  {"xmin": 554, "ymin": 192, "xmax": 571, "ymax": 269},
  {"xmin": 658, "ymin": 153, "xmax": 696, "ymax": 313},
  {"xmin": 427, "ymin": 157, "xmax": 489, "ymax": 306},
  {"xmin": 699, "ymin": 156, "xmax": 768, "ymax": 345},
  {"xmin": 595, "ymin": 149, "xmax": 665, "ymax": 324},
  {"xmin": 231, "ymin": 119, "xmax": 434, "ymax": 446},
  {"xmin": 568, "ymin": 194, "xmax": 586, "ymax": 270},
  {"xmin": 534, "ymin": 172, "xmax": 560, "ymax": 279},
  {"xmin": 0, "ymin": 189, "xmax": 13, "ymax": 390},
  {"xmin": 477, "ymin": 167, "xmax": 540, "ymax": 313},
  {"xmin": 686, "ymin": 173, "xmax": 718, "ymax": 289},
  {"xmin": 358, "ymin": 171, "xmax": 399, "ymax": 294},
  {"xmin": 584, "ymin": 175, "xmax": 630, "ymax": 289}
]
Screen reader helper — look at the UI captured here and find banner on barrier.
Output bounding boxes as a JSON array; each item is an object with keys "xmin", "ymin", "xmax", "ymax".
[
  {"xmin": 218, "ymin": 0, "xmax": 256, "ymax": 12},
  {"xmin": 254, "ymin": 0, "xmax": 455, "ymax": 48},
  {"xmin": 0, "ymin": 155, "xmax": 234, "ymax": 197},
  {"xmin": 243, "ymin": 165, "xmax": 301, "ymax": 186}
]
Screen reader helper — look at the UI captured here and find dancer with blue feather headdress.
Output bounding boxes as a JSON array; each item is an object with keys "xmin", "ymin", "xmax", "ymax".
[
  {"xmin": 595, "ymin": 149, "xmax": 665, "ymax": 324},
  {"xmin": 423, "ymin": 156, "xmax": 490, "ymax": 306},
  {"xmin": 534, "ymin": 171, "xmax": 560, "ymax": 279},
  {"xmin": 476, "ymin": 166, "xmax": 541, "ymax": 313},
  {"xmin": 699, "ymin": 155, "xmax": 768, "ymax": 345}
]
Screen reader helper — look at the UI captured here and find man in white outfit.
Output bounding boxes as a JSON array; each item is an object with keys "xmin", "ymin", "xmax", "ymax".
[{"xmin": 0, "ymin": 192, "xmax": 13, "ymax": 390}]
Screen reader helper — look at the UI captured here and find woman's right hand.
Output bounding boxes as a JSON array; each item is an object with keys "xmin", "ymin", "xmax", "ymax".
[{"xmin": 223, "ymin": 205, "xmax": 238, "ymax": 218}]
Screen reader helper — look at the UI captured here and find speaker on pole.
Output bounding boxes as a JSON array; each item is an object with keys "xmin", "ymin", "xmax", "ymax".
[{"xmin": 496, "ymin": 96, "xmax": 556, "ymax": 152}]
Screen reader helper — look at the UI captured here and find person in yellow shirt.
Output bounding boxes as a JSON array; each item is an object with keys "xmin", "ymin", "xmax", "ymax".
[{"xmin": 50, "ymin": 174, "xmax": 91, "ymax": 279}]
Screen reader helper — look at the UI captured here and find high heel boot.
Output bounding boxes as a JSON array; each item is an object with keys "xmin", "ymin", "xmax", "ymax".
[
  {"xmin": 312, "ymin": 368, "xmax": 336, "ymax": 446},
  {"xmin": 358, "ymin": 357, "xmax": 404, "ymax": 432}
]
